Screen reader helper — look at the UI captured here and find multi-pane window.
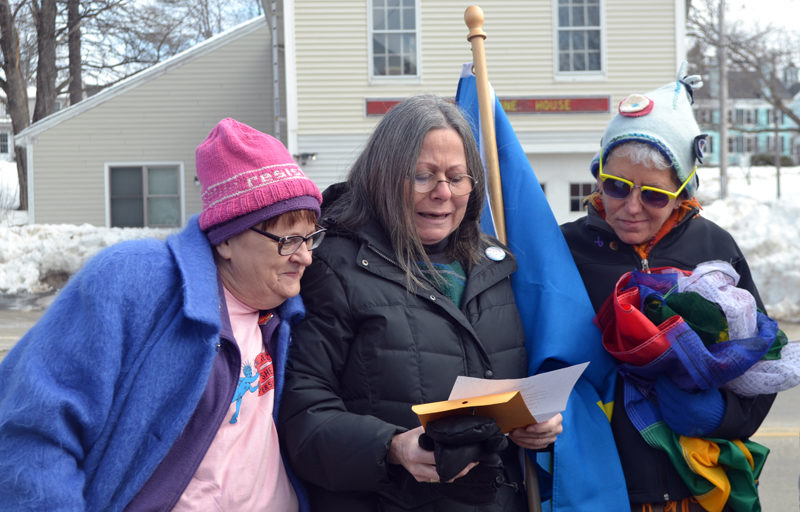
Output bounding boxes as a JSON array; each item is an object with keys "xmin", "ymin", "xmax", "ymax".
[
  {"xmin": 569, "ymin": 182, "xmax": 594, "ymax": 212},
  {"xmin": 557, "ymin": 0, "xmax": 601, "ymax": 73},
  {"xmin": 110, "ymin": 165, "xmax": 180, "ymax": 228},
  {"xmin": 728, "ymin": 135, "xmax": 743, "ymax": 153},
  {"xmin": 0, "ymin": 132, "xmax": 8, "ymax": 154},
  {"xmin": 695, "ymin": 108, "xmax": 712, "ymax": 124},
  {"xmin": 371, "ymin": 0, "xmax": 417, "ymax": 77}
]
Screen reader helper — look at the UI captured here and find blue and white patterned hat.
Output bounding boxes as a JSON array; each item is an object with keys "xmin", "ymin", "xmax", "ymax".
[{"xmin": 591, "ymin": 63, "xmax": 707, "ymax": 197}]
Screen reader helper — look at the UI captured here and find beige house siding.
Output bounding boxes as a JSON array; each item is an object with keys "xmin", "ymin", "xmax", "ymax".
[
  {"xmin": 292, "ymin": 0, "xmax": 685, "ymax": 222},
  {"xmin": 25, "ymin": 20, "xmax": 274, "ymax": 226}
]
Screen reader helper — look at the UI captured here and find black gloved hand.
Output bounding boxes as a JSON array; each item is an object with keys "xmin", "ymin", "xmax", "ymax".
[{"xmin": 418, "ymin": 415, "xmax": 509, "ymax": 504}]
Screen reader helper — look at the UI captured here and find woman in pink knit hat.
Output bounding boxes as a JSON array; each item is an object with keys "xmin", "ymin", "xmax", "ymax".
[{"xmin": 0, "ymin": 118, "xmax": 321, "ymax": 511}]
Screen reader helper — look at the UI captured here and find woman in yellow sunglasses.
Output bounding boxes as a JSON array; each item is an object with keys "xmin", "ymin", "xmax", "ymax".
[{"xmin": 561, "ymin": 66, "xmax": 776, "ymax": 512}]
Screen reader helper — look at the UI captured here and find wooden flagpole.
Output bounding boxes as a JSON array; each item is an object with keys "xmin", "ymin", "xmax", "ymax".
[
  {"xmin": 464, "ymin": 5, "xmax": 506, "ymax": 245},
  {"xmin": 464, "ymin": 6, "xmax": 541, "ymax": 511}
]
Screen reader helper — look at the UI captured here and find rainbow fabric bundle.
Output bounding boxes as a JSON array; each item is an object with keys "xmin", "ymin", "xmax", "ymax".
[{"xmin": 595, "ymin": 261, "xmax": 798, "ymax": 512}]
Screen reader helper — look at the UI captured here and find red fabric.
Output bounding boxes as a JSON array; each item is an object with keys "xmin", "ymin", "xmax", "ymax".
[{"xmin": 595, "ymin": 268, "xmax": 689, "ymax": 365}]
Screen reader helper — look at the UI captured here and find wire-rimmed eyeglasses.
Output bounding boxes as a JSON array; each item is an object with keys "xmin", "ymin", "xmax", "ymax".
[
  {"xmin": 249, "ymin": 226, "xmax": 326, "ymax": 255},
  {"xmin": 413, "ymin": 172, "xmax": 476, "ymax": 196}
]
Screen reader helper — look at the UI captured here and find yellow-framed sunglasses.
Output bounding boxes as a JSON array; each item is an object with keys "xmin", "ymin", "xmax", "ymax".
[{"xmin": 598, "ymin": 153, "xmax": 697, "ymax": 208}]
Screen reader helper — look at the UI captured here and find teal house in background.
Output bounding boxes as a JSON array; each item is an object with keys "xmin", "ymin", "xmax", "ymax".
[{"xmin": 692, "ymin": 66, "xmax": 800, "ymax": 167}]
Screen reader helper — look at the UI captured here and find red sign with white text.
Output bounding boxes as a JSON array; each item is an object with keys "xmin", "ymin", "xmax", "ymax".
[{"xmin": 366, "ymin": 96, "xmax": 610, "ymax": 116}]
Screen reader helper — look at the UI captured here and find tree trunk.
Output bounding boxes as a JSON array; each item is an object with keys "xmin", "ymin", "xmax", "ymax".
[
  {"xmin": 67, "ymin": 0, "xmax": 82, "ymax": 105},
  {"xmin": 33, "ymin": 0, "xmax": 57, "ymax": 123},
  {"xmin": 0, "ymin": 0, "xmax": 31, "ymax": 210}
]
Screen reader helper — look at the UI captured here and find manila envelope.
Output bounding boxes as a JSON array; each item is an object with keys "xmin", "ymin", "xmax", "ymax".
[{"xmin": 411, "ymin": 390, "xmax": 535, "ymax": 434}]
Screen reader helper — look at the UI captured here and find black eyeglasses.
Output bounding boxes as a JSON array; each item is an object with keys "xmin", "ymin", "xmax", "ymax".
[
  {"xmin": 413, "ymin": 172, "xmax": 475, "ymax": 196},
  {"xmin": 249, "ymin": 226, "xmax": 326, "ymax": 255}
]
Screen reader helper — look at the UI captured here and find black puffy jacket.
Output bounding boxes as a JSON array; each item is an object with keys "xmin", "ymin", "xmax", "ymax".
[
  {"xmin": 279, "ymin": 186, "xmax": 528, "ymax": 512},
  {"xmin": 561, "ymin": 205, "xmax": 775, "ymax": 506}
]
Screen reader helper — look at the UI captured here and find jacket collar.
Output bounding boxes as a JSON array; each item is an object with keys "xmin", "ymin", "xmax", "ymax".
[{"xmin": 166, "ymin": 215, "xmax": 222, "ymax": 331}]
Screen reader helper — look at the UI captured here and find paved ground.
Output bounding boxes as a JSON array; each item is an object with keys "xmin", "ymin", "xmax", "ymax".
[{"xmin": 0, "ymin": 300, "xmax": 798, "ymax": 509}]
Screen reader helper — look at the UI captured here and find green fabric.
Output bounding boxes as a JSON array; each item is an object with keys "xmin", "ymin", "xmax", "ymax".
[
  {"xmin": 639, "ymin": 421, "xmax": 769, "ymax": 512},
  {"xmin": 644, "ymin": 292, "xmax": 789, "ymax": 360},
  {"xmin": 644, "ymin": 291, "xmax": 729, "ymax": 346},
  {"xmin": 420, "ymin": 261, "xmax": 467, "ymax": 307},
  {"xmin": 763, "ymin": 326, "xmax": 788, "ymax": 360}
]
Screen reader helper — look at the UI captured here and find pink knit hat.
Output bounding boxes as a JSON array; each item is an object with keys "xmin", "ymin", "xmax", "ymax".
[{"xmin": 196, "ymin": 118, "xmax": 322, "ymax": 245}]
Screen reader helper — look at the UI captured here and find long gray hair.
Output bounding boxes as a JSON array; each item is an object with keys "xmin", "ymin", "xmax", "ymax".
[{"xmin": 330, "ymin": 95, "xmax": 487, "ymax": 288}]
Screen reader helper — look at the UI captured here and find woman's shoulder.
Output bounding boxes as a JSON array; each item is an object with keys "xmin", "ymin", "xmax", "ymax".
[
  {"xmin": 682, "ymin": 214, "xmax": 739, "ymax": 245},
  {"xmin": 560, "ymin": 215, "xmax": 588, "ymax": 238},
  {"xmin": 74, "ymin": 237, "xmax": 180, "ymax": 304},
  {"xmin": 87, "ymin": 237, "xmax": 172, "ymax": 275}
]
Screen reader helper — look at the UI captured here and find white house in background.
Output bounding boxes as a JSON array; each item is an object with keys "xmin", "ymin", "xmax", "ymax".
[
  {"xmin": 16, "ymin": 0, "xmax": 688, "ymax": 226},
  {"xmin": 0, "ymin": 87, "xmax": 40, "ymax": 163}
]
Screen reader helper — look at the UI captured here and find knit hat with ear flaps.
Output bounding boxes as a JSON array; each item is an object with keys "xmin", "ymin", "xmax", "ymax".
[
  {"xmin": 591, "ymin": 63, "xmax": 708, "ymax": 197},
  {"xmin": 196, "ymin": 118, "xmax": 322, "ymax": 245}
]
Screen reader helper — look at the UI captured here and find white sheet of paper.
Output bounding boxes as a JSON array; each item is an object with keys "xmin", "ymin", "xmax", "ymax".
[{"xmin": 447, "ymin": 362, "xmax": 590, "ymax": 423}]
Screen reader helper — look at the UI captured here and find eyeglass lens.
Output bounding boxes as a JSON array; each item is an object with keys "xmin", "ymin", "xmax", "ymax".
[
  {"xmin": 602, "ymin": 178, "xmax": 670, "ymax": 208},
  {"xmin": 280, "ymin": 230, "xmax": 325, "ymax": 255},
  {"xmin": 414, "ymin": 174, "xmax": 474, "ymax": 196}
]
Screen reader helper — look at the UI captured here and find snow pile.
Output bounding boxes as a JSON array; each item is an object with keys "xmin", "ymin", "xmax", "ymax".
[
  {"xmin": 0, "ymin": 223, "xmax": 175, "ymax": 294},
  {"xmin": 697, "ymin": 166, "xmax": 800, "ymax": 322}
]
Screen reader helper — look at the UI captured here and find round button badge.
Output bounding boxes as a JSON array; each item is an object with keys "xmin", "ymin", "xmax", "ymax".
[
  {"xmin": 485, "ymin": 246, "xmax": 506, "ymax": 261},
  {"xmin": 618, "ymin": 93, "xmax": 654, "ymax": 117}
]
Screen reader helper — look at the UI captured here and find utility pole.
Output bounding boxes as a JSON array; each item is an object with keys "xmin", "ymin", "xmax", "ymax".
[
  {"xmin": 775, "ymin": 108, "xmax": 782, "ymax": 199},
  {"xmin": 718, "ymin": 0, "xmax": 728, "ymax": 199}
]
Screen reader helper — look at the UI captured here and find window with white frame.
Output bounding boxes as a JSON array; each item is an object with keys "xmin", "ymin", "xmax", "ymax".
[
  {"xmin": 370, "ymin": 0, "xmax": 418, "ymax": 78},
  {"xmin": 109, "ymin": 165, "xmax": 180, "ymax": 228},
  {"xmin": 569, "ymin": 182, "xmax": 594, "ymax": 212},
  {"xmin": 0, "ymin": 132, "xmax": 9, "ymax": 154},
  {"xmin": 556, "ymin": 0, "xmax": 602, "ymax": 73}
]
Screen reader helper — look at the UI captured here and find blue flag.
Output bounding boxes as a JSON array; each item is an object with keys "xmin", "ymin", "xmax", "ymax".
[{"xmin": 454, "ymin": 63, "xmax": 629, "ymax": 511}]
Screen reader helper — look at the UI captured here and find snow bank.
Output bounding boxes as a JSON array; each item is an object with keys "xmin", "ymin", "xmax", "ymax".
[{"xmin": 0, "ymin": 223, "xmax": 174, "ymax": 294}]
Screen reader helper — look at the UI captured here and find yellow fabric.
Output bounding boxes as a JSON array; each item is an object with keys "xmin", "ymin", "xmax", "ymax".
[
  {"xmin": 596, "ymin": 399, "xmax": 614, "ymax": 422},
  {"xmin": 732, "ymin": 439, "xmax": 755, "ymax": 470},
  {"xmin": 678, "ymin": 436, "xmax": 750, "ymax": 512}
]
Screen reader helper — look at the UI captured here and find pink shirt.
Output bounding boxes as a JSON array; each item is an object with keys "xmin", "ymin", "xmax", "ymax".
[{"xmin": 173, "ymin": 289, "xmax": 298, "ymax": 511}]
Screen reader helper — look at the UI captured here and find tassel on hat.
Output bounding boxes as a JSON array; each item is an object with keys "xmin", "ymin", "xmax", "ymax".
[{"xmin": 195, "ymin": 118, "xmax": 322, "ymax": 245}]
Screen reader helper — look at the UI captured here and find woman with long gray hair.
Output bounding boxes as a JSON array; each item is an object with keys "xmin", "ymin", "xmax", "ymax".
[{"xmin": 278, "ymin": 95, "xmax": 563, "ymax": 511}]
